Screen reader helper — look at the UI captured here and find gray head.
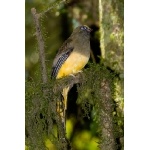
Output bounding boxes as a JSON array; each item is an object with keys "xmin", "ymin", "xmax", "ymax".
[{"xmin": 71, "ymin": 25, "xmax": 92, "ymax": 40}]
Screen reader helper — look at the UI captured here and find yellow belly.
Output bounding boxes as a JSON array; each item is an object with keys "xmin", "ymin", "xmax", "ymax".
[{"xmin": 56, "ymin": 51, "xmax": 89, "ymax": 79}]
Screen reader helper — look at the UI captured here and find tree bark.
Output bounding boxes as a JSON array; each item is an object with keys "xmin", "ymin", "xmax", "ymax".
[{"xmin": 100, "ymin": 79, "xmax": 116, "ymax": 150}]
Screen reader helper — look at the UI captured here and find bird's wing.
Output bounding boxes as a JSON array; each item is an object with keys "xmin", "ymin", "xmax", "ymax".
[{"xmin": 51, "ymin": 38, "xmax": 74, "ymax": 78}]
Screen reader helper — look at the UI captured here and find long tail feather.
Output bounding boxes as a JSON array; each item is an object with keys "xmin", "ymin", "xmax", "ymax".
[{"xmin": 57, "ymin": 86, "xmax": 69, "ymax": 140}]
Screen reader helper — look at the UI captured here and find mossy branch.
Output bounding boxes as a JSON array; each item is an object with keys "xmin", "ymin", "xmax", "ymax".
[
  {"xmin": 31, "ymin": 8, "xmax": 47, "ymax": 84},
  {"xmin": 99, "ymin": 79, "xmax": 116, "ymax": 150},
  {"xmin": 53, "ymin": 72, "xmax": 83, "ymax": 94}
]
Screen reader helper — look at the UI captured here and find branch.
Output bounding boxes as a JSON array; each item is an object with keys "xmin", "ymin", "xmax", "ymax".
[
  {"xmin": 100, "ymin": 79, "xmax": 116, "ymax": 150},
  {"xmin": 53, "ymin": 72, "xmax": 84, "ymax": 94},
  {"xmin": 31, "ymin": 8, "xmax": 48, "ymax": 84}
]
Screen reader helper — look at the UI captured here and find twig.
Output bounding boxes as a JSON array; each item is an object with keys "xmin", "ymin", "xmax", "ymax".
[{"xmin": 40, "ymin": 0, "xmax": 70, "ymax": 15}]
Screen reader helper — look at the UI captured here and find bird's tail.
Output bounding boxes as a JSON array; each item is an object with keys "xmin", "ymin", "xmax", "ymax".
[{"xmin": 56, "ymin": 86, "xmax": 70, "ymax": 140}]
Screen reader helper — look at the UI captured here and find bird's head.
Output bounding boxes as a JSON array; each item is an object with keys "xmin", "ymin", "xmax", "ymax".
[{"xmin": 72, "ymin": 25, "xmax": 92, "ymax": 39}]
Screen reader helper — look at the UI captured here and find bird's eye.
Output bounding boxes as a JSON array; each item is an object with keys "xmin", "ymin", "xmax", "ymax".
[{"xmin": 80, "ymin": 26, "xmax": 87, "ymax": 30}]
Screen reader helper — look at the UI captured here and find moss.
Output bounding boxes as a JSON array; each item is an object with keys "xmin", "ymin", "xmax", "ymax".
[{"xmin": 26, "ymin": 63, "xmax": 124, "ymax": 149}]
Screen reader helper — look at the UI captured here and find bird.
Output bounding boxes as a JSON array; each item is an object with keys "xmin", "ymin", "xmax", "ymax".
[{"xmin": 51, "ymin": 25, "xmax": 92, "ymax": 139}]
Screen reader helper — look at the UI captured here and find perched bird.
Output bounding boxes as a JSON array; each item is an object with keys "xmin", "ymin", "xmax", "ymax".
[{"xmin": 51, "ymin": 25, "xmax": 92, "ymax": 138}]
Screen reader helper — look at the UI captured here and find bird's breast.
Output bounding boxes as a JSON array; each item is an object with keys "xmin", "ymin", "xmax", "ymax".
[{"xmin": 56, "ymin": 50, "xmax": 90, "ymax": 79}]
